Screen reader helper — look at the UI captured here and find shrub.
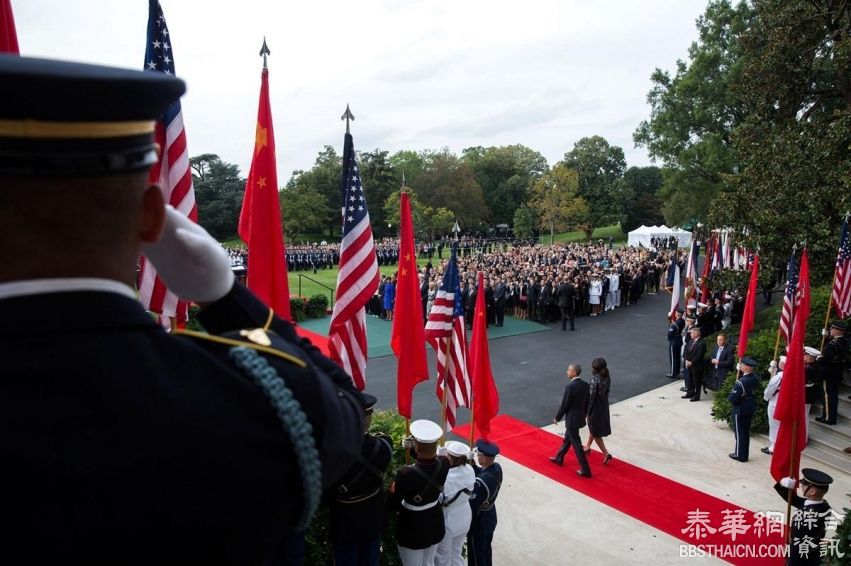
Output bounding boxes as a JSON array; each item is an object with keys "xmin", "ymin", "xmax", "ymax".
[
  {"xmin": 825, "ymin": 506, "xmax": 851, "ymax": 565},
  {"xmin": 304, "ymin": 410, "xmax": 409, "ymax": 565},
  {"xmin": 290, "ymin": 296, "xmax": 306, "ymax": 322},
  {"xmin": 306, "ymin": 294, "xmax": 330, "ymax": 318}
]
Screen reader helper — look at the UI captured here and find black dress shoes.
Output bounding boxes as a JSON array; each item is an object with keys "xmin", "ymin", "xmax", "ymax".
[
  {"xmin": 690, "ymin": 397, "xmax": 700, "ymax": 402},
  {"xmin": 549, "ymin": 456, "xmax": 563, "ymax": 466},
  {"xmin": 815, "ymin": 417, "xmax": 836, "ymax": 425},
  {"xmin": 728, "ymin": 453, "xmax": 746, "ymax": 462},
  {"xmin": 760, "ymin": 447, "xmax": 772, "ymax": 455},
  {"xmin": 681, "ymin": 394, "xmax": 692, "ymax": 399},
  {"xmin": 665, "ymin": 374, "xmax": 674, "ymax": 378},
  {"xmin": 680, "ymin": 387, "xmax": 688, "ymax": 392},
  {"xmin": 576, "ymin": 470, "xmax": 592, "ymax": 478}
]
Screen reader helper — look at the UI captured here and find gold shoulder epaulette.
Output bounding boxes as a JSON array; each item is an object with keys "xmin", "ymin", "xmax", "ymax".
[{"xmin": 175, "ymin": 328, "xmax": 307, "ymax": 368}]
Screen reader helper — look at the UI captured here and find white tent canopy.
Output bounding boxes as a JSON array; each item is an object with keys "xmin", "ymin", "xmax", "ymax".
[{"xmin": 627, "ymin": 225, "xmax": 693, "ymax": 248}]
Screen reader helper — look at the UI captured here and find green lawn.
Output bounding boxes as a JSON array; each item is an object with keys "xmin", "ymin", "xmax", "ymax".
[
  {"xmin": 289, "ymin": 260, "xmax": 429, "ymax": 305},
  {"xmin": 551, "ymin": 224, "xmax": 625, "ymax": 244}
]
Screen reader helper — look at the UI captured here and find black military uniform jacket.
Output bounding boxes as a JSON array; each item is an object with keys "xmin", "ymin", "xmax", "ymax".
[
  {"xmin": 388, "ymin": 456, "xmax": 450, "ymax": 549},
  {"xmin": 774, "ymin": 483, "xmax": 831, "ymax": 565},
  {"xmin": 819, "ymin": 335, "xmax": 849, "ymax": 382},
  {"xmin": 470, "ymin": 461, "xmax": 502, "ymax": 518},
  {"xmin": 0, "ymin": 282, "xmax": 363, "ymax": 565},
  {"xmin": 329, "ymin": 432, "xmax": 393, "ymax": 544}
]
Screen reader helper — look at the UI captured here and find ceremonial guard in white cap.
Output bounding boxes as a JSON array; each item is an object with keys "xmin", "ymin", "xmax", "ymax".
[
  {"xmin": 388, "ymin": 419, "xmax": 449, "ymax": 565},
  {"xmin": 329, "ymin": 393, "xmax": 393, "ymax": 566},
  {"xmin": 775, "ymin": 469, "xmax": 833, "ymax": 565},
  {"xmin": 803, "ymin": 346, "xmax": 821, "ymax": 439},
  {"xmin": 0, "ymin": 55, "xmax": 365, "ymax": 564},
  {"xmin": 728, "ymin": 356, "xmax": 760, "ymax": 461},
  {"xmin": 435, "ymin": 441, "xmax": 475, "ymax": 566},
  {"xmin": 467, "ymin": 439, "xmax": 503, "ymax": 566}
]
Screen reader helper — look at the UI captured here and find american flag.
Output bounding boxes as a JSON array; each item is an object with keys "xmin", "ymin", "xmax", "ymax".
[
  {"xmin": 832, "ymin": 217, "xmax": 851, "ymax": 317},
  {"xmin": 424, "ymin": 246, "xmax": 471, "ymax": 431},
  {"xmin": 328, "ymin": 132, "xmax": 379, "ymax": 390},
  {"xmin": 778, "ymin": 249, "xmax": 799, "ymax": 344},
  {"xmin": 138, "ymin": 0, "xmax": 196, "ymax": 323}
]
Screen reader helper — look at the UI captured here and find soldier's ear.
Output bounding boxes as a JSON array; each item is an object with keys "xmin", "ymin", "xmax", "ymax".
[{"xmin": 139, "ymin": 185, "xmax": 166, "ymax": 244}]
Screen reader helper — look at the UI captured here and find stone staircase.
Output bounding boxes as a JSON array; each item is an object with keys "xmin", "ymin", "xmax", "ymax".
[{"xmin": 757, "ymin": 380, "xmax": 851, "ymax": 474}]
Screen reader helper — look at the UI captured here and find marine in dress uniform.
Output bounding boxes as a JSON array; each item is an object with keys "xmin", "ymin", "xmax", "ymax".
[
  {"xmin": 468, "ymin": 439, "xmax": 502, "ymax": 566},
  {"xmin": 435, "ymin": 441, "xmax": 475, "ymax": 566},
  {"xmin": 388, "ymin": 420, "xmax": 450, "ymax": 566},
  {"xmin": 330, "ymin": 394, "xmax": 393, "ymax": 566},
  {"xmin": 728, "ymin": 356, "xmax": 759, "ymax": 462},
  {"xmin": 0, "ymin": 56, "xmax": 365, "ymax": 565},
  {"xmin": 803, "ymin": 347, "xmax": 821, "ymax": 439},
  {"xmin": 666, "ymin": 309, "xmax": 685, "ymax": 378},
  {"xmin": 775, "ymin": 469, "xmax": 833, "ymax": 565},
  {"xmin": 815, "ymin": 320, "xmax": 848, "ymax": 425}
]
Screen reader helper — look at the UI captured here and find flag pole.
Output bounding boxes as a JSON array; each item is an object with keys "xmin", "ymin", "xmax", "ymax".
[
  {"xmin": 784, "ymin": 420, "xmax": 798, "ymax": 546},
  {"xmin": 440, "ymin": 336, "xmax": 452, "ymax": 445},
  {"xmin": 772, "ymin": 328, "xmax": 782, "ymax": 363},
  {"xmin": 820, "ymin": 273, "xmax": 837, "ymax": 351},
  {"xmin": 469, "ymin": 388, "xmax": 476, "ymax": 448},
  {"xmin": 405, "ymin": 418, "xmax": 411, "ymax": 465}
]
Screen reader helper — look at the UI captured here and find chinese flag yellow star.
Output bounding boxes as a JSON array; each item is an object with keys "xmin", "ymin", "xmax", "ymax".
[
  {"xmin": 402, "ymin": 268, "xmax": 408, "ymax": 276},
  {"xmin": 405, "ymin": 253, "xmax": 411, "ymax": 262},
  {"xmin": 254, "ymin": 124, "xmax": 268, "ymax": 154},
  {"xmin": 257, "ymin": 176, "xmax": 267, "ymax": 189}
]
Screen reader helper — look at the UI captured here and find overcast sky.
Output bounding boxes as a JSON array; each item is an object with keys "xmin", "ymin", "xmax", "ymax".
[{"xmin": 15, "ymin": 1, "xmax": 706, "ymax": 181}]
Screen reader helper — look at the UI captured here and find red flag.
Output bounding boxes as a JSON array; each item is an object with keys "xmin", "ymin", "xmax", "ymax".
[
  {"xmin": 0, "ymin": 0, "xmax": 19, "ymax": 54},
  {"xmin": 737, "ymin": 253, "xmax": 759, "ymax": 358},
  {"xmin": 771, "ymin": 248, "xmax": 810, "ymax": 482},
  {"xmin": 469, "ymin": 272, "xmax": 499, "ymax": 439},
  {"xmin": 238, "ymin": 65, "xmax": 291, "ymax": 320},
  {"xmin": 391, "ymin": 191, "xmax": 429, "ymax": 418}
]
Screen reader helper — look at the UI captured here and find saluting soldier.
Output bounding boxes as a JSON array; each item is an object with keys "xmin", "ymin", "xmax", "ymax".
[
  {"xmin": 775, "ymin": 469, "xmax": 833, "ymax": 565},
  {"xmin": 728, "ymin": 356, "xmax": 760, "ymax": 462},
  {"xmin": 435, "ymin": 441, "xmax": 475, "ymax": 566},
  {"xmin": 388, "ymin": 419, "xmax": 449, "ymax": 565},
  {"xmin": 816, "ymin": 320, "xmax": 848, "ymax": 425},
  {"xmin": 468, "ymin": 439, "xmax": 502, "ymax": 566},
  {"xmin": 329, "ymin": 394, "xmax": 393, "ymax": 566},
  {"xmin": 0, "ymin": 55, "xmax": 365, "ymax": 564}
]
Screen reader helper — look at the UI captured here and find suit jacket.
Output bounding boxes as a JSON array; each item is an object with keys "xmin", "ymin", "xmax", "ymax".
[
  {"xmin": 684, "ymin": 337, "xmax": 707, "ymax": 376},
  {"xmin": 556, "ymin": 283, "xmax": 576, "ymax": 308},
  {"xmin": 711, "ymin": 344, "xmax": 735, "ymax": 380},
  {"xmin": 555, "ymin": 377, "xmax": 590, "ymax": 430},
  {"xmin": 0, "ymin": 283, "xmax": 363, "ymax": 565}
]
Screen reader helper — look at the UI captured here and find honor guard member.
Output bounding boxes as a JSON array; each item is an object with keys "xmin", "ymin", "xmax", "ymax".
[
  {"xmin": 388, "ymin": 419, "xmax": 449, "ymax": 565},
  {"xmin": 468, "ymin": 439, "xmax": 502, "ymax": 566},
  {"xmin": 775, "ymin": 469, "xmax": 833, "ymax": 565},
  {"xmin": 803, "ymin": 346, "xmax": 821, "ymax": 438},
  {"xmin": 435, "ymin": 441, "xmax": 476, "ymax": 566},
  {"xmin": 0, "ymin": 55, "xmax": 365, "ymax": 565},
  {"xmin": 666, "ymin": 309, "xmax": 685, "ymax": 378},
  {"xmin": 816, "ymin": 320, "xmax": 849, "ymax": 425},
  {"xmin": 329, "ymin": 393, "xmax": 393, "ymax": 566},
  {"xmin": 728, "ymin": 356, "xmax": 760, "ymax": 462}
]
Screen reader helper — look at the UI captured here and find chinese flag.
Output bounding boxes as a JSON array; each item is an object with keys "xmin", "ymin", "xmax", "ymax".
[
  {"xmin": 469, "ymin": 272, "xmax": 499, "ymax": 439},
  {"xmin": 238, "ymin": 66, "xmax": 291, "ymax": 320},
  {"xmin": 737, "ymin": 253, "xmax": 759, "ymax": 358},
  {"xmin": 391, "ymin": 191, "xmax": 429, "ymax": 419},
  {"xmin": 771, "ymin": 248, "xmax": 810, "ymax": 482},
  {"xmin": 0, "ymin": 0, "xmax": 19, "ymax": 54}
]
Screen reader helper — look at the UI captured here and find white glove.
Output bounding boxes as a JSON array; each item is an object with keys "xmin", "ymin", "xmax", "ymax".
[
  {"xmin": 467, "ymin": 452, "xmax": 475, "ymax": 463},
  {"xmin": 822, "ymin": 328, "xmax": 828, "ymax": 336},
  {"xmin": 141, "ymin": 205, "xmax": 234, "ymax": 303},
  {"xmin": 437, "ymin": 446, "xmax": 448, "ymax": 457},
  {"xmin": 780, "ymin": 477, "xmax": 797, "ymax": 489},
  {"xmin": 769, "ymin": 360, "xmax": 777, "ymax": 368},
  {"xmin": 402, "ymin": 436, "xmax": 414, "ymax": 450}
]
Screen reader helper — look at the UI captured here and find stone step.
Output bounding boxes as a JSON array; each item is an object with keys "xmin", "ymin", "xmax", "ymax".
[
  {"xmin": 755, "ymin": 417, "xmax": 851, "ymax": 475},
  {"xmin": 801, "ymin": 443, "xmax": 851, "ymax": 475}
]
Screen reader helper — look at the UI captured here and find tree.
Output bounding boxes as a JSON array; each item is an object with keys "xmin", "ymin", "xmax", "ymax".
[
  {"xmin": 358, "ymin": 149, "xmax": 397, "ymax": 237},
  {"xmin": 285, "ymin": 146, "xmax": 342, "ymax": 236},
  {"xmin": 462, "ymin": 145, "xmax": 548, "ymax": 225},
  {"xmin": 512, "ymin": 204, "xmax": 536, "ymax": 240},
  {"xmin": 619, "ymin": 166, "xmax": 665, "ymax": 231},
  {"xmin": 634, "ymin": 1, "xmax": 754, "ymax": 226},
  {"xmin": 561, "ymin": 136, "xmax": 626, "ymax": 237},
  {"xmin": 384, "ymin": 188, "xmax": 454, "ymax": 240},
  {"xmin": 709, "ymin": 0, "xmax": 851, "ymax": 281},
  {"xmin": 528, "ymin": 164, "xmax": 589, "ymax": 244},
  {"xmin": 190, "ymin": 153, "xmax": 245, "ymax": 240},
  {"xmin": 408, "ymin": 150, "xmax": 489, "ymax": 229},
  {"xmin": 279, "ymin": 185, "xmax": 331, "ymax": 243}
]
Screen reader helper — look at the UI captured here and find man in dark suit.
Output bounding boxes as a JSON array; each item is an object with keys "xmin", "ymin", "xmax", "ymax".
[
  {"xmin": 492, "ymin": 277, "xmax": 506, "ymax": 327},
  {"xmin": 527, "ymin": 277, "xmax": 540, "ymax": 322},
  {"xmin": 556, "ymin": 277, "xmax": 576, "ymax": 331},
  {"xmin": 683, "ymin": 326, "xmax": 707, "ymax": 401},
  {"xmin": 707, "ymin": 333, "xmax": 735, "ymax": 391},
  {"xmin": 666, "ymin": 309, "xmax": 685, "ymax": 378},
  {"xmin": 0, "ymin": 56, "xmax": 364, "ymax": 565},
  {"xmin": 550, "ymin": 364, "xmax": 592, "ymax": 477}
]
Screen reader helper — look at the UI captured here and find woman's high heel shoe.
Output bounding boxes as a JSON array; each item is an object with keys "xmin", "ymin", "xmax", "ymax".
[
  {"xmin": 603, "ymin": 453, "xmax": 613, "ymax": 465},
  {"xmin": 583, "ymin": 447, "xmax": 591, "ymax": 454}
]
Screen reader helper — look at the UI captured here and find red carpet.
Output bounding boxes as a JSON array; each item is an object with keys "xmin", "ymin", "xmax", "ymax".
[{"xmin": 454, "ymin": 415, "xmax": 785, "ymax": 565}]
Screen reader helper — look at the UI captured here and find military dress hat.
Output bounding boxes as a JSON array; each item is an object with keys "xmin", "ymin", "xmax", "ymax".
[
  {"xmin": 803, "ymin": 346, "xmax": 821, "ymax": 357},
  {"xmin": 800, "ymin": 468, "xmax": 833, "ymax": 489},
  {"xmin": 697, "ymin": 302, "xmax": 708, "ymax": 308},
  {"xmin": 830, "ymin": 320, "xmax": 848, "ymax": 331},
  {"xmin": 475, "ymin": 439, "xmax": 500, "ymax": 457},
  {"xmin": 0, "ymin": 54, "xmax": 185, "ymax": 176},
  {"xmin": 445, "ymin": 440, "xmax": 470, "ymax": 457},
  {"xmin": 740, "ymin": 356, "xmax": 759, "ymax": 368},
  {"xmin": 409, "ymin": 419, "xmax": 442, "ymax": 444},
  {"xmin": 361, "ymin": 393, "xmax": 378, "ymax": 415}
]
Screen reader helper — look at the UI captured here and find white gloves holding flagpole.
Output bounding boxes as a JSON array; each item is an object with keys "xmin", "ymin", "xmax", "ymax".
[{"xmin": 142, "ymin": 205, "xmax": 234, "ymax": 304}]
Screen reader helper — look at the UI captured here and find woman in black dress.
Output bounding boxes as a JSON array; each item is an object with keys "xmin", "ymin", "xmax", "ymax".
[{"xmin": 583, "ymin": 357, "xmax": 613, "ymax": 464}]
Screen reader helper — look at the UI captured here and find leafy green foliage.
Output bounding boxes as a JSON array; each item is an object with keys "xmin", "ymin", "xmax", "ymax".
[
  {"xmin": 561, "ymin": 136, "xmax": 627, "ymax": 237},
  {"xmin": 191, "ymin": 154, "xmax": 246, "ymax": 240},
  {"xmin": 825, "ymin": 507, "xmax": 851, "ymax": 565},
  {"xmin": 285, "ymin": 146, "xmax": 342, "ymax": 238},
  {"xmin": 289, "ymin": 297, "xmax": 306, "ymax": 322},
  {"xmin": 306, "ymin": 294, "xmax": 329, "ymax": 318},
  {"xmin": 512, "ymin": 204, "xmax": 536, "ymax": 240},
  {"xmin": 279, "ymin": 184, "xmax": 332, "ymax": 243},
  {"xmin": 710, "ymin": 328, "xmax": 773, "ymax": 433},
  {"xmin": 384, "ymin": 188, "xmax": 455, "ymax": 240},
  {"xmin": 619, "ymin": 166, "xmax": 665, "ymax": 232},
  {"xmin": 528, "ymin": 164, "xmax": 589, "ymax": 244}
]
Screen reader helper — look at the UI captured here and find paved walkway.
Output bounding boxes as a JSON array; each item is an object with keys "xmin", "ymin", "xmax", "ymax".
[{"xmin": 490, "ymin": 382, "xmax": 851, "ymax": 564}]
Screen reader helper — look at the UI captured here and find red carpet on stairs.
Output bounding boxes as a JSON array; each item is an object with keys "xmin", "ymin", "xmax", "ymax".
[{"xmin": 453, "ymin": 415, "xmax": 787, "ymax": 565}]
